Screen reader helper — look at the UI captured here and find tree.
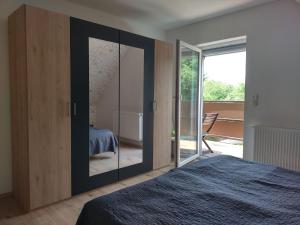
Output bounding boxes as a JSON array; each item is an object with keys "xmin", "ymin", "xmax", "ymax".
[
  {"xmin": 227, "ymin": 83, "xmax": 245, "ymax": 101},
  {"xmin": 180, "ymin": 57, "xmax": 245, "ymax": 101},
  {"xmin": 203, "ymin": 80, "xmax": 245, "ymax": 101},
  {"xmin": 180, "ymin": 57, "xmax": 198, "ymax": 101}
]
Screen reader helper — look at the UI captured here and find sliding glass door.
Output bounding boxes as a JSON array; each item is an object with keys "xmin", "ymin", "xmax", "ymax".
[{"xmin": 176, "ymin": 40, "xmax": 203, "ymax": 167}]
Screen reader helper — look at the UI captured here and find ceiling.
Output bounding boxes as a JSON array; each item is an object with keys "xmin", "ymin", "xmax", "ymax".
[{"xmin": 69, "ymin": 0, "xmax": 275, "ymax": 29}]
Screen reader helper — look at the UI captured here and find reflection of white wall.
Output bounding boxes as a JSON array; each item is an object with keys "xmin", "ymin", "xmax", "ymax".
[
  {"xmin": 120, "ymin": 45, "xmax": 144, "ymax": 113},
  {"xmin": 94, "ymin": 75, "xmax": 119, "ymax": 130},
  {"xmin": 90, "ymin": 44, "xmax": 144, "ymax": 131},
  {"xmin": 89, "ymin": 38, "xmax": 119, "ymax": 125}
]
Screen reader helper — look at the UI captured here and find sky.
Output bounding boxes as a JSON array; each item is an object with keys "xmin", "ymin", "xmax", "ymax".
[{"xmin": 203, "ymin": 51, "xmax": 246, "ymax": 85}]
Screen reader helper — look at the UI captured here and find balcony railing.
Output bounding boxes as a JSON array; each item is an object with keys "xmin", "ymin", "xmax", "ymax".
[
  {"xmin": 203, "ymin": 101, "xmax": 244, "ymax": 140},
  {"xmin": 180, "ymin": 101, "xmax": 244, "ymax": 140}
]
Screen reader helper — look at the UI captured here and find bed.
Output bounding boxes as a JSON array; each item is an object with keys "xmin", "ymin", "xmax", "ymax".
[
  {"xmin": 76, "ymin": 155, "xmax": 300, "ymax": 225},
  {"xmin": 89, "ymin": 127, "xmax": 118, "ymax": 156}
]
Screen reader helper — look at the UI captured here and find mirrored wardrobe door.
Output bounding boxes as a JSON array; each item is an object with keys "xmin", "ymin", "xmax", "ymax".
[
  {"xmin": 88, "ymin": 37, "xmax": 119, "ymax": 177},
  {"xmin": 119, "ymin": 44, "xmax": 144, "ymax": 169},
  {"xmin": 118, "ymin": 31, "xmax": 154, "ymax": 179},
  {"xmin": 71, "ymin": 18, "xmax": 120, "ymax": 195},
  {"xmin": 72, "ymin": 18, "xmax": 155, "ymax": 195}
]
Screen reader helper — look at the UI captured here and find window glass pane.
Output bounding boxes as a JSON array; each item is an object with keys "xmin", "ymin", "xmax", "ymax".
[{"xmin": 179, "ymin": 46, "xmax": 199, "ymax": 163}]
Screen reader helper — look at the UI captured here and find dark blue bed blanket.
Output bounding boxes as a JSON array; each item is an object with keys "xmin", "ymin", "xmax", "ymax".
[
  {"xmin": 76, "ymin": 155, "xmax": 300, "ymax": 225},
  {"xmin": 89, "ymin": 127, "xmax": 118, "ymax": 156}
]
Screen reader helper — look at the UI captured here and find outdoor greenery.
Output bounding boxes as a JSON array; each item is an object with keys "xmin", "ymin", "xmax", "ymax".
[
  {"xmin": 181, "ymin": 57, "xmax": 245, "ymax": 101},
  {"xmin": 180, "ymin": 57, "xmax": 198, "ymax": 101},
  {"xmin": 203, "ymin": 80, "xmax": 245, "ymax": 101}
]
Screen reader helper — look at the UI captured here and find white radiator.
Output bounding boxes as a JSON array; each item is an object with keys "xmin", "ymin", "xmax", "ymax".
[
  {"xmin": 254, "ymin": 126, "xmax": 300, "ymax": 171},
  {"xmin": 113, "ymin": 111, "xmax": 143, "ymax": 142}
]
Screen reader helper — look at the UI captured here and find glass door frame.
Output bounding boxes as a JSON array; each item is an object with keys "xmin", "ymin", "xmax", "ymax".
[{"xmin": 175, "ymin": 40, "xmax": 203, "ymax": 168}]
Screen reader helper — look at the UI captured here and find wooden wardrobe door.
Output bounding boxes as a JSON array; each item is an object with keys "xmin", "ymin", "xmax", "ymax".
[
  {"xmin": 153, "ymin": 40, "xmax": 174, "ymax": 169},
  {"xmin": 8, "ymin": 5, "xmax": 30, "ymax": 210},
  {"xmin": 26, "ymin": 6, "xmax": 71, "ymax": 209}
]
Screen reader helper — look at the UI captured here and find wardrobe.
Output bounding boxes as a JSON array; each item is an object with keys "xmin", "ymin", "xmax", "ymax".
[{"xmin": 9, "ymin": 4, "xmax": 173, "ymax": 211}]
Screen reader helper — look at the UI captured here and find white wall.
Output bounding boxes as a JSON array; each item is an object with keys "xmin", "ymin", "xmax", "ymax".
[
  {"xmin": 166, "ymin": 0, "xmax": 300, "ymax": 160},
  {"xmin": 0, "ymin": 0, "xmax": 165, "ymax": 195}
]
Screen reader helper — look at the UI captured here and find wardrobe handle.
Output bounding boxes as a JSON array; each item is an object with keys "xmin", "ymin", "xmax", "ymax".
[
  {"xmin": 152, "ymin": 100, "xmax": 157, "ymax": 112},
  {"xmin": 66, "ymin": 102, "xmax": 70, "ymax": 116},
  {"xmin": 73, "ymin": 102, "xmax": 77, "ymax": 116}
]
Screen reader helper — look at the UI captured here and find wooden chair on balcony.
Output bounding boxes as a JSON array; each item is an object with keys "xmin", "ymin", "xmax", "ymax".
[{"xmin": 202, "ymin": 112, "xmax": 219, "ymax": 153}]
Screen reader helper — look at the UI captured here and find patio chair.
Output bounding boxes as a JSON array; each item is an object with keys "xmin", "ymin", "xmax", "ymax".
[{"xmin": 202, "ymin": 112, "xmax": 219, "ymax": 153}]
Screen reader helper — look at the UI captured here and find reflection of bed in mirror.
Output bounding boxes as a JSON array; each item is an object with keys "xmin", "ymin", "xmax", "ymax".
[
  {"xmin": 89, "ymin": 117, "xmax": 144, "ymax": 177},
  {"xmin": 89, "ymin": 126, "xmax": 118, "ymax": 156},
  {"xmin": 89, "ymin": 126, "xmax": 118, "ymax": 177}
]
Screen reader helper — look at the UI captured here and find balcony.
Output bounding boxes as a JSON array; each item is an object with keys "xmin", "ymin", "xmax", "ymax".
[
  {"xmin": 179, "ymin": 101, "xmax": 244, "ymax": 158},
  {"xmin": 203, "ymin": 101, "xmax": 244, "ymax": 157}
]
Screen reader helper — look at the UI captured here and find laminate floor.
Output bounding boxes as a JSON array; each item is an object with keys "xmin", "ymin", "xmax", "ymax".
[{"xmin": 0, "ymin": 164, "xmax": 174, "ymax": 225}]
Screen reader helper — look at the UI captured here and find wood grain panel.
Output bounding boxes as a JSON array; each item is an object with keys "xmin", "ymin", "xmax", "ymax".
[
  {"xmin": 25, "ymin": 5, "xmax": 71, "ymax": 209},
  {"xmin": 8, "ymin": 5, "xmax": 30, "ymax": 211},
  {"xmin": 153, "ymin": 40, "xmax": 174, "ymax": 169}
]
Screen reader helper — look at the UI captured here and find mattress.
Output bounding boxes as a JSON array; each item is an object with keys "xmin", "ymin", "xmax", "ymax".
[{"xmin": 76, "ymin": 155, "xmax": 300, "ymax": 225}]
